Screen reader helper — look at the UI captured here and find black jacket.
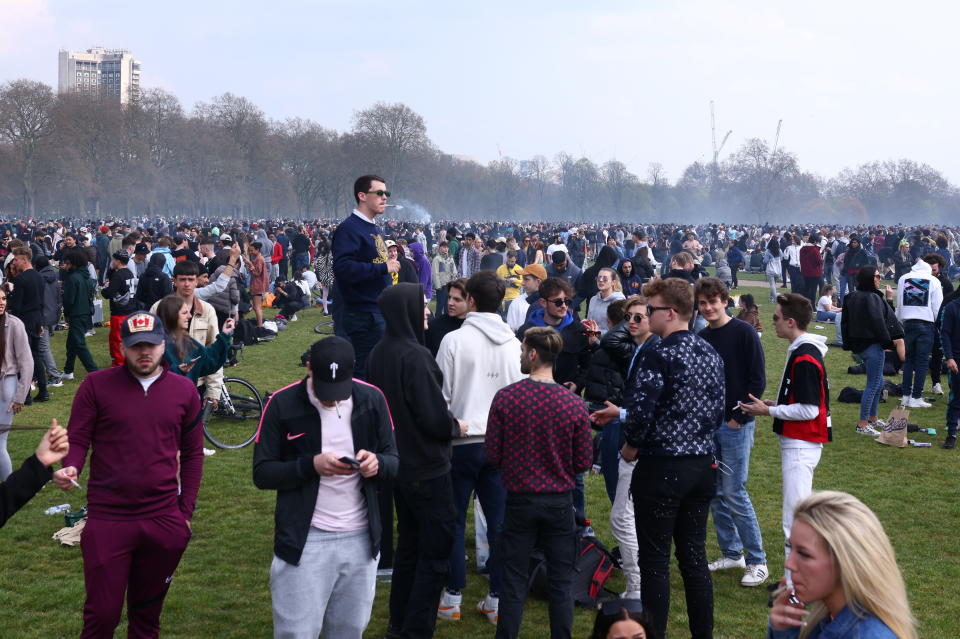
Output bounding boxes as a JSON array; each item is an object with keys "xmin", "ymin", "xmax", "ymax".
[
  {"xmin": 252, "ymin": 379, "xmax": 399, "ymax": 565},
  {"xmin": 8, "ymin": 268, "xmax": 45, "ymax": 331},
  {"xmin": 368, "ymin": 283, "xmax": 460, "ymax": 482},
  {"xmin": 38, "ymin": 265, "xmax": 61, "ymax": 326},
  {"xmin": 135, "ymin": 255, "xmax": 173, "ymax": 310},
  {"xmin": 583, "ymin": 321, "xmax": 633, "ymax": 405},
  {"xmin": 102, "ymin": 266, "xmax": 139, "ymax": 316},
  {"xmin": 841, "ymin": 288, "xmax": 903, "ymax": 353},
  {"xmin": 1, "ymin": 455, "xmax": 52, "ymax": 528},
  {"xmin": 425, "ymin": 313, "xmax": 465, "ymax": 357}
]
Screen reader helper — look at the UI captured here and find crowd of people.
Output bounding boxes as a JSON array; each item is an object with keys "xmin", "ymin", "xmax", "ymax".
[{"xmin": 2, "ymin": 177, "xmax": 956, "ymax": 637}]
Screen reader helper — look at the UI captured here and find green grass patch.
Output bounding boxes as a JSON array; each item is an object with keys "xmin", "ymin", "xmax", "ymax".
[{"xmin": 1, "ymin": 302, "xmax": 957, "ymax": 637}]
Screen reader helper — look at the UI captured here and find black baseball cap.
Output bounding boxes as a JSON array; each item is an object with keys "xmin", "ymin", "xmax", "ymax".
[
  {"xmin": 134, "ymin": 242, "xmax": 150, "ymax": 255},
  {"xmin": 309, "ymin": 337, "xmax": 355, "ymax": 401},
  {"xmin": 120, "ymin": 312, "xmax": 166, "ymax": 347}
]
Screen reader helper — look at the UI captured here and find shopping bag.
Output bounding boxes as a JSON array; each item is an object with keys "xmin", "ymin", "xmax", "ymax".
[{"xmin": 876, "ymin": 407, "xmax": 908, "ymax": 448}]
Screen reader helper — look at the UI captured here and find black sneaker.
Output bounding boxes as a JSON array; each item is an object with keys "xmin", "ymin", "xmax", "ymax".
[
  {"xmin": 33, "ymin": 393, "xmax": 50, "ymax": 403},
  {"xmin": 944, "ymin": 436, "xmax": 957, "ymax": 450}
]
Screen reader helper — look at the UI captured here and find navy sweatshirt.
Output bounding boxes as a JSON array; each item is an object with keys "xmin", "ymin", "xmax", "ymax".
[
  {"xmin": 331, "ymin": 213, "xmax": 390, "ymax": 313},
  {"xmin": 699, "ymin": 318, "xmax": 766, "ymax": 424}
]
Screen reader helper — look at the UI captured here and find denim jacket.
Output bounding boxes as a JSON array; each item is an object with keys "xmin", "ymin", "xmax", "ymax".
[{"xmin": 768, "ymin": 605, "xmax": 897, "ymax": 639}]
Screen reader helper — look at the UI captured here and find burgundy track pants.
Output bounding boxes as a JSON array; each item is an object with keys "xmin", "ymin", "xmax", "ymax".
[{"xmin": 79, "ymin": 513, "xmax": 191, "ymax": 638}]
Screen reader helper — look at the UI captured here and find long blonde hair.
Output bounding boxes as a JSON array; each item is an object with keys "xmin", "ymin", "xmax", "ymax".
[
  {"xmin": 599, "ymin": 267, "xmax": 622, "ymax": 293},
  {"xmin": 794, "ymin": 491, "xmax": 916, "ymax": 639}
]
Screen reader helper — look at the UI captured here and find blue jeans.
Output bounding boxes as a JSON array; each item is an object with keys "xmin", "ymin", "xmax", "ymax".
[
  {"xmin": 859, "ymin": 343, "xmax": 885, "ymax": 420},
  {"xmin": 447, "ymin": 443, "xmax": 504, "ymax": 594},
  {"xmin": 343, "ymin": 310, "xmax": 385, "ymax": 381},
  {"xmin": 600, "ymin": 420, "xmax": 622, "ymax": 503},
  {"xmin": 902, "ymin": 320, "xmax": 934, "ymax": 399},
  {"xmin": 434, "ymin": 286, "xmax": 448, "ymax": 316},
  {"xmin": 710, "ymin": 421, "xmax": 766, "ymax": 565},
  {"xmin": 815, "ymin": 310, "xmax": 837, "ymax": 322}
]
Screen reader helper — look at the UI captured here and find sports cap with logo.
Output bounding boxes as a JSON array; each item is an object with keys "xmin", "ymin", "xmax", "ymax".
[
  {"xmin": 120, "ymin": 312, "xmax": 166, "ymax": 347},
  {"xmin": 309, "ymin": 337, "xmax": 355, "ymax": 401}
]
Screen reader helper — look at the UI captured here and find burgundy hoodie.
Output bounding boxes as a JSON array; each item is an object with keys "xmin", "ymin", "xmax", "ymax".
[{"xmin": 63, "ymin": 363, "xmax": 204, "ymax": 520}]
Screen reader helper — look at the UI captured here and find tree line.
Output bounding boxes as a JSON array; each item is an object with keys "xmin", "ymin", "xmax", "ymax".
[{"xmin": 1, "ymin": 78, "xmax": 958, "ymax": 224}]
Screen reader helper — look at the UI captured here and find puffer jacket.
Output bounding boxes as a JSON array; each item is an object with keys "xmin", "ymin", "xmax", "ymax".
[
  {"xmin": 583, "ymin": 321, "xmax": 633, "ymax": 405},
  {"xmin": 206, "ymin": 265, "xmax": 240, "ymax": 315}
]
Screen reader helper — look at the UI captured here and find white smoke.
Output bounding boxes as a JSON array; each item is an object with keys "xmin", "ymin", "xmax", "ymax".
[{"xmin": 389, "ymin": 199, "xmax": 432, "ymax": 224}]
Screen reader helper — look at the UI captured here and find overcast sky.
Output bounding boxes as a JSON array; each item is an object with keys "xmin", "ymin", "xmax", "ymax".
[{"xmin": 3, "ymin": 0, "xmax": 958, "ymax": 183}]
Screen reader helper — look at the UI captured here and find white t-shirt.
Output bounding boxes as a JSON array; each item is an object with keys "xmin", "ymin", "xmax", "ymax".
[
  {"xmin": 817, "ymin": 295, "xmax": 832, "ymax": 312},
  {"xmin": 305, "ymin": 389, "xmax": 367, "ymax": 532},
  {"xmin": 300, "ymin": 270, "xmax": 318, "ymax": 289},
  {"xmin": 137, "ymin": 370, "xmax": 163, "ymax": 394}
]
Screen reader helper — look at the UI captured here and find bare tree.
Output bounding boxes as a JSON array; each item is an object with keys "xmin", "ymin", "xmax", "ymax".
[
  {"xmin": 0, "ymin": 80, "xmax": 55, "ymax": 217},
  {"xmin": 351, "ymin": 102, "xmax": 433, "ymax": 190}
]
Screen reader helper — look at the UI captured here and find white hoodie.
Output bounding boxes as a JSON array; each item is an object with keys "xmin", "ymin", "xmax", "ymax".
[
  {"xmin": 895, "ymin": 259, "xmax": 943, "ymax": 323},
  {"xmin": 436, "ymin": 311, "xmax": 524, "ymax": 445}
]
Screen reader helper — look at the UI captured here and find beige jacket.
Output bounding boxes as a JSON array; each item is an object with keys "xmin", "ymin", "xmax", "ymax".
[
  {"xmin": 150, "ymin": 296, "xmax": 223, "ymax": 401},
  {"xmin": 0, "ymin": 314, "xmax": 34, "ymax": 404}
]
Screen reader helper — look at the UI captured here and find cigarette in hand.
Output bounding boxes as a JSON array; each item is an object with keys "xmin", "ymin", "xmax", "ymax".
[{"xmin": 70, "ymin": 478, "xmax": 83, "ymax": 491}]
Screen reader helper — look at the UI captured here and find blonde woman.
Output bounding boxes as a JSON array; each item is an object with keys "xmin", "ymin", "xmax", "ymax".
[
  {"xmin": 586, "ymin": 267, "xmax": 625, "ymax": 336},
  {"xmin": 769, "ymin": 491, "xmax": 915, "ymax": 639}
]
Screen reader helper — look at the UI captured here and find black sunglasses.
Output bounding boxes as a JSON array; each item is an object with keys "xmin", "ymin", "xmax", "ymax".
[
  {"xmin": 367, "ymin": 189, "xmax": 391, "ymax": 197},
  {"xmin": 646, "ymin": 305, "xmax": 673, "ymax": 316},
  {"xmin": 599, "ymin": 598, "xmax": 645, "ymax": 618},
  {"xmin": 547, "ymin": 298, "xmax": 571, "ymax": 308},
  {"xmin": 625, "ymin": 312, "xmax": 646, "ymax": 323}
]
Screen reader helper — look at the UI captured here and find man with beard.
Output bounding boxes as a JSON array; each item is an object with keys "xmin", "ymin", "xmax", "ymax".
[{"xmin": 54, "ymin": 312, "xmax": 204, "ymax": 638}]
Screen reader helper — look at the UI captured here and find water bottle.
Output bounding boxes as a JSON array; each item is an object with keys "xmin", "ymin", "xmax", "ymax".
[{"xmin": 44, "ymin": 504, "xmax": 71, "ymax": 515}]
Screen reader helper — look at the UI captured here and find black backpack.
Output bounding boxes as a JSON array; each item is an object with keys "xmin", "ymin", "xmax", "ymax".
[
  {"xmin": 838, "ymin": 386, "xmax": 863, "ymax": 403},
  {"xmin": 528, "ymin": 534, "xmax": 617, "ymax": 608}
]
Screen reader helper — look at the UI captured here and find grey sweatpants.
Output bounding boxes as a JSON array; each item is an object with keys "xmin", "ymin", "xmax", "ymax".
[{"xmin": 270, "ymin": 527, "xmax": 377, "ymax": 639}]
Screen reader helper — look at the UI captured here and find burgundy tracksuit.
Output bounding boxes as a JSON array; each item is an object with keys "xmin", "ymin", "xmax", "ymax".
[{"xmin": 64, "ymin": 363, "xmax": 203, "ymax": 638}]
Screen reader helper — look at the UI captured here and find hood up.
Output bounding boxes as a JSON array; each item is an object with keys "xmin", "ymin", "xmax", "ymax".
[{"xmin": 378, "ymin": 282, "xmax": 425, "ymax": 345}]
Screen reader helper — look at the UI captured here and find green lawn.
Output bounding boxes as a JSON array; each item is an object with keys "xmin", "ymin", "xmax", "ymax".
[{"xmin": 2, "ymin": 302, "xmax": 957, "ymax": 638}]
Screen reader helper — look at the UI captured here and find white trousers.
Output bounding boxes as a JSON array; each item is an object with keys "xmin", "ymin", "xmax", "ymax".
[
  {"xmin": 609, "ymin": 458, "xmax": 641, "ymax": 594},
  {"xmin": 780, "ymin": 445, "xmax": 822, "ymax": 560}
]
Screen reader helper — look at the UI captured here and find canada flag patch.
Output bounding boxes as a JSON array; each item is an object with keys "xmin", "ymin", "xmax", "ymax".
[{"xmin": 127, "ymin": 314, "xmax": 155, "ymax": 333}]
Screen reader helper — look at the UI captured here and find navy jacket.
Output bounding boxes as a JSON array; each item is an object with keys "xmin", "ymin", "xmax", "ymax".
[{"xmin": 331, "ymin": 213, "xmax": 390, "ymax": 313}]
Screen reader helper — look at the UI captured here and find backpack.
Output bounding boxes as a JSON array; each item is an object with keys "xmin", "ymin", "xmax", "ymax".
[
  {"xmin": 528, "ymin": 534, "xmax": 617, "ymax": 608},
  {"xmin": 838, "ymin": 386, "xmax": 863, "ymax": 403}
]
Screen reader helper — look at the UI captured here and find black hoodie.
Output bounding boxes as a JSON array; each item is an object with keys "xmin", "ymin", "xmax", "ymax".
[{"xmin": 367, "ymin": 283, "xmax": 460, "ymax": 482}]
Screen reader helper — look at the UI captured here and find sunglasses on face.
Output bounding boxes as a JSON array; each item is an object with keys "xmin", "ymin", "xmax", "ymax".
[
  {"xmin": 646, "ymin": 305, "xmax": 672, "ymax": 316},
  {"xmin": 599, "ymin": 598, "xmax": 645, "ymax": 619},
  {"xmin": 596, "ymin": 276, "xmax": 610, "ymax": 282},
  {"xmin": 625, "ymin": 312, "xmax": 646, "ymax": 323},
  {"xmin": 772, "ymin": 314, "xmax": 781, "ymax": 322},
  {"xmin": 547, "ymin": 298, "xmax": 571, "ymax": 308},
  {"xmin": 367, "ymin": 190, "xmax": 391, "ymax": 197}
]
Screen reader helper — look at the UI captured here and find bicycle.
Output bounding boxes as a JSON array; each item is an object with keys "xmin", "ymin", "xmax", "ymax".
[{"xmin": 201, "ymin": 376, "xmax": 265, "ymax": 449}]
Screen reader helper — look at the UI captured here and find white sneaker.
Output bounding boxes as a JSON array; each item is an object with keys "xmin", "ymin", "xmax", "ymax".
[
  {"xmin": 912, "ymin": 397, "xmax": 933, "ymax": 408},
  {"xmin": 856, "ymin": 424, "xmax": 880, "ymax": 436},
  {"xmin": 708, "ymin": 556, "xmax": 746, "ymax": 571},
  {"xmin": 621, "ymin": 590, "xmax": 643, "ymax": 600},
  {"xmin": 476, "ymin": 594, "xmax": 499, "ymax": 625},
  {"xmin": 741, "ymin": 564, "xmax": 769, "ymax": 587},
  {"xmin": 289, "ymin": 314, "xmax": 298, "ymax": 322},
  {"xmin": 61, "ymin": 373, "xmax": 75, "ymax": 380},
  {"xmin": 437, "ymin": 590, "xmax": 462, "ymax": 621},
  {"xmin": 933, "ymin": 383, "xmax": 944, "ymax": 395}
]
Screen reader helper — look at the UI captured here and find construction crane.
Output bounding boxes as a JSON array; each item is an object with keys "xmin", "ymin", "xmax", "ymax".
[
  {"xmin": 771, "ymin": 119, "xmax": 783, "ymax": 161},
  {"xmin": 710, "ymin": 100, "xmax": 732, "ymax": 165}
]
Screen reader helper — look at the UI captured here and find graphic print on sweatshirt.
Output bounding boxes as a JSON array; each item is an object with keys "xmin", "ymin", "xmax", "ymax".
[{"xmin": 902, "ymin": 278, "xmax": 930, "ymax": 307}]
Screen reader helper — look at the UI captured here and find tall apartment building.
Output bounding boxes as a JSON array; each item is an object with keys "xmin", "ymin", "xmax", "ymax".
[{"xmin": 58, "ymin": 47, "xmax": 142, "ymax": 104}]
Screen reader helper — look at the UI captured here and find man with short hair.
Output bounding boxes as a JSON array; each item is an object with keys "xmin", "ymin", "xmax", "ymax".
[
  {"xmin": 101, "ymin": 251, "xmax": 139, "ymax": 367},
  {"xmin": 480, "ymin": 239, "xmax": 504, "ymax": 272},
  {"xmin": 740, "ymin": 293, "xmax": 831, "ymax": 570},
  {"xmin": 331, "ymin": 174, "xmax": 400, "ymax": 380},
  {"xmin": 694, "ymin": 278, "xmax": 769, "ymax": 587},
  {"xmin": 459, "ymin": 233, "xmax": 481, "ymax": 280},
  {"xmin": 486, "ymin": 326, "xmax": 593, "ymax": 639},
  {"xmin": 495, "ymin": 250, "xmax": 524, "ymax": 313},
  {"xmin": 150, "ymin": 260, "xmax": 222, "ymax": 407},
  {"xmin": 431, "ymin": 241, "xmax": 458, "ymax": 316},
  {"xmin": 7, "ymin": 247, "xmax": 48, "ymax": 402},
  {"xmin": 54, "ymin": 312, "xmax": 204, "ymax": 637},
  {"xmin": 505, "ymin": 264, "xmax": 546, "ymax": 332},
  {"xmin": 253, "ymin": 337, "xmax": 398, "ymax": 639},
  {"xmin": 436, "ymin": 271, "xmax": 523, "ymax": 625},
  {"xmin": 426, "ymin": 279, "xmax": 469, "ymax": 357},
  {"xmin": 546, "ymin": 250, "xmax": 581, "ymax": 292},
  {"xmin": 618, "ymin": 277, "xmax": 725, "ymax": 639}
]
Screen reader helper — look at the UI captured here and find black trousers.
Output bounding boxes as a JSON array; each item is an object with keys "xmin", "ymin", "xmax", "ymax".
[
  {"xmin": 496, "ymin": 491, "xmax": 577, "ymax": 639},
  {"xmin": 26, "ymin": 326, "xmax": 46, "ymax": 396},
  {"xmin": 631, "ymin": 455, "xmax": 716, "ymax": 639},
  {"xmin": 388, "ymin": 474, "xmax": 456, "ymax": 639}
]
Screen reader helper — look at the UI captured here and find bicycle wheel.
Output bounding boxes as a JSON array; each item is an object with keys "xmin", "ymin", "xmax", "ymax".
[{"xmin": 203, "ymin": 377, "xmax": 263, "ymax": 449}]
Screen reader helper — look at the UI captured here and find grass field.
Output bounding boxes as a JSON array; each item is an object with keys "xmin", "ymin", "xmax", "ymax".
[{"xmin": 2, "ymin": 299, "xmax": 959, "ymax": 638}]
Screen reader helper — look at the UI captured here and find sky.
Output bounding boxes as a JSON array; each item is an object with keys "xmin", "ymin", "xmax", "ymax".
[{"xmin": 3, "ymin": 0, "xmax": 959, "ymax": 184}]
